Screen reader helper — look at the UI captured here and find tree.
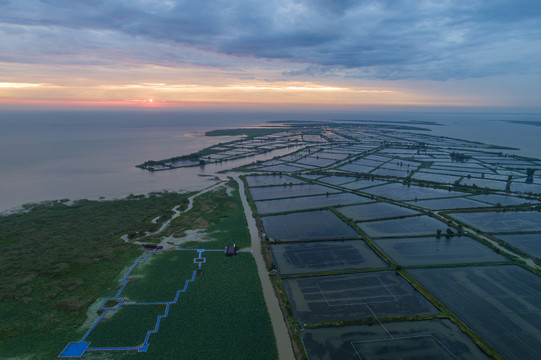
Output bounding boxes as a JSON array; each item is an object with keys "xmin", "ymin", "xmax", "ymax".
[{"xmin": 526, "ymin": 168, "xmax": 536, "ymax": 183}]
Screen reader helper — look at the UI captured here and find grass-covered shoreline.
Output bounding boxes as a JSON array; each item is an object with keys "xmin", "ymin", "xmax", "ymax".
[
  {"xmin": 0, "ymin": 183, "xmax": 278, "ymax": 359},
  {"xmin": 0, "ymin": 192, "xmax": 188, "ymax": 358},
  {"xmin": 136, "ymin": 127, "xmax": 286, "ymax": 171}
]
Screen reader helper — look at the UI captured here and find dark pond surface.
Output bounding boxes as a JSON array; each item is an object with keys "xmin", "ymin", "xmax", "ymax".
[
  {"xmin": 358, "ymin": 215, "xmax": 453, "ymax": 238},
  {"xmin": 296, "ymin": 156, "xmax": 338, "ymax": 167},
  {"xmin": 283, "ymin": 271, "xmax": 438, "ymax": 324},
  {"xmin": 340, "ymin": 178, "xmax": 388, "ymax": 190},
  {"xmin": 374, "ymin": 236, "xmax": 509, "ymax": 266},
  {"xmin": 255, "ymin": 192, "xmax": 371, "ymax": 214},
  {"xmin": 495, "ymin": 233, "xmax": 541, "ymax": 259},
  {"xmin": 470, "ymin": 194, "xmax": 537, "ymax": 206},
  {"xmin": 337, "ymin": 202, "xmax": 418, "ymax": 221},
  {"xmin": 249, "ymin": 183, "xmax": 338, "ymax": 201},
  {"xmin": 262, "ymin": 210, "xmax": 359, "ymax": 241},
  {"xmin": 244, "ymin": 174, "xmax": 306, "ymax": 187},
  {"xmin": 460, "ymin": 178, "xmax": 507, "ymax": 190},
  {"xmin": 360, "ymin": 182, "xmax": 467, "ymax": 201},
  {"xmin": 408, "ymin": 265, "xmax": 541, "ymax": 360},
  {"xmin": 411, "ymin": 171, "xmax": 461, "ymax": 184},
  {"xmin": 302, "ymin": 319, "xmax": 491, "ymax": 360},
  {"xmin": 270, "ymin": 240, "xmax": 388, "ymax": 275},
  {"xmin": 450, "ymin": 211, "xmax": 541, "ymax": 233},
  {"xmin": 406, "ymin": 197, "xmax": 487, "ymax": 210},
  {"xmin": 315, "ymin": 175, "xmax": 357, "ymax": 185}
]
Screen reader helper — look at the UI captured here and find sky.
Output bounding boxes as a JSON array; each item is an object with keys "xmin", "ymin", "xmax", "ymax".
[{"xmin": 0, "ymin": 0, "xmax": 540, "ymax": 111}]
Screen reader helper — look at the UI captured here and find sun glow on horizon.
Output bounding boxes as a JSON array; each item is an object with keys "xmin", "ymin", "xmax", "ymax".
[
  {"xmin": 0, "ymin": 82, "xmax": 44, "ymax": 88},
  {"xmin": 0, "ymin": 77, "xmax": 494, "ymax": 110}
]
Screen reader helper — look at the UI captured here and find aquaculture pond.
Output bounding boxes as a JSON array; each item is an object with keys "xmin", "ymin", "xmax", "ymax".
[
  {"xmin": 302, "ymin": 319, "xmax": 491, "ymax": 360},
  {"xmin": 336, "ymin": 163, "xmax": 376, "ymax": 173},
  {"xmin": 270, "ymin": 240, "xmax": 388, "ymax": 275},
  {"xmin": 340, "ymin": 178, "xmax": 388, "ymax": 190},
  {"xmin": 408, "ymin": 265, "xmax": 541, "ymax": 360},
  {"xmin": 358, "ymin": 215, "xmax": 453, "ymax": 238},
  {"xmin": 315, "ymin": 151, "xmax": 350, "ymax": 160},
  {"xmin": 460, "ymin": 178, "xmax": 507, "ymax": 190},
  {"xmin": 449, "ymin": 211, "xmax": 541, "ymax": 233},
  {"xmin": 510, "ymin": 181, "xmax": 541, "ymax": 194},
  {"xmin": 257, "ymin": 163, "xmax": 307, "ymax": 172},
  {"xmin": 283, "ymin": 271, "xmax": 438, "ymax": 324},
  {"xmin": 262, "ymin": 210, "xmax": 358, "ymax": 241},
  {"xmin": 244, "ymin": 174, "xmax": 306, "ymax": 187},
  {"xmin": 315, "ymin": 175, "xmax": 357, "ymax": 185},
  {"xmin": 495, "ymin": 233, "xmax": 541, "ymax": 259},
  {"xmin": 469, "ymin": 194, "xmax": 537, "ymax": 206},
  {"xmin": 255, "ymin": 192, "xmax": 371, "ymax": 214},
  {"xmin": 405, "ymin": 197, "xmax": 487, "ymax": 210},
  {"xmin": 248, "ymin": 183, "xmax": 338, "ymax": 200},
  {"xmin": 126, "ymin": 122, "xmax": 541, "ymax": 360},
  {"xmin": 411, "ymin": 171, "xmax": 461, "ymax": 184},
  {"xmin": 336, "ymin": 202, "xmax": 418, "ymax": 221},
  {"xmin": 374, "ymin": 236, "xmax": 509, "ymax": 266},
  {"xmin": 360, "ymin": 182, "xmax": 467, "ymax": 201},
  {"xmin": 369, "ymin": 168, "xmax": 408, "ymax": 177},
  {"xmin": 296, "ymin": 156, "xmax": 338, "ymax": 167}
]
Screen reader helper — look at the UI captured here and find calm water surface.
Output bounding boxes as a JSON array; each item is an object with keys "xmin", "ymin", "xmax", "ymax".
[{"xmin": 1, "ymin": 110, "xmax": 540, "ymax": 213}]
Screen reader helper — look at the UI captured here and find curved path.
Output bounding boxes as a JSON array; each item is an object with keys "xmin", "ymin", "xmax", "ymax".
[
  {"xmin": 233, "ymin": 175, "xmax": 296, "ymax": 360},
  {"xmin": 154, "ymin": 180, "xmax": 226, "ymax": 234},
  {"xmin": 121, "ymin": 176, "xmax": 295, "ymax": 358},
  {"xmin": 121, "ymin": 180, "xmax": 226, "ymax": 246}
]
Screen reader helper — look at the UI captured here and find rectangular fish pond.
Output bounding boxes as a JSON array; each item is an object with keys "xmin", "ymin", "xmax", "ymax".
[
  {"xmin": 262, "ymin": 210, "xmax": 359, "ymax": 241},
  {"xmin": 302, "ymin": 319, "xmax": 491, "ymax": 360},
  {"xmin": 283, "ymin": 271, "xmax": 438, "ymax": 324},
  {"xmin": 270, "ymin": 240, "xmax": 388, "ymax": 275},
  {"xmin": 408, "ymin": 264, "xmax": 541, "ymax": 360}
]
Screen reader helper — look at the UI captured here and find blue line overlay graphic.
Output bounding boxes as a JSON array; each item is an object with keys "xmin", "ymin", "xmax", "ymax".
[{"xmin": 59, "ymin": 248, "xmax": 207, "ymax": 358}]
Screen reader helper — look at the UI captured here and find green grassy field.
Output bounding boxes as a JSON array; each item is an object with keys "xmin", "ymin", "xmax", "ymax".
[
  {"xmin": 0, "ymin": 192, "xmax": 187, "ymax": 359},
  {"xmin": 109, "ymin": 252, "xmax": 277, "ymax": 360},
  {"xmin": 0, "ymin": 182, "xmax": 277, "ymax": 359},
  {"xmin": 121, "ymin": 250, "xmax": 199, "ymax": 303},
  {"xmin": 85, "ymin": 304, "xmax": 167, "ymax": 348},
  {"xmin": 154, "ymin": 181, "xmax": 251, "ymax": 249}
]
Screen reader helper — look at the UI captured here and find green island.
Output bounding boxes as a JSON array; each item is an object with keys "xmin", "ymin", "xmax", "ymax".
[{"xmin": 3, "ymin": 120, "xmax": 541, "ymax": 360}]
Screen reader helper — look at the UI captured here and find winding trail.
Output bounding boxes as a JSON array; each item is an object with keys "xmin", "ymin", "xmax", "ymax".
[
  {"xmin": 155, "ymin": 180, "xmax": 226, "ymax": 233},
  {"xmin": 121, "ymin": 180, "xmax": 226, "ymax": 247},
  {"xmin": 233, "ymin": 175, "xmax": 296, "ymax": 360},
  {"xmin": 121, "ymin": 175, "xmax": 295, "ymax": 359}
]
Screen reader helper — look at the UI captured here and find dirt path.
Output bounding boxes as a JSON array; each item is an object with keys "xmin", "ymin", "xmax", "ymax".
[
  {"xmin": 121, "ymin": 175, "xmax": 295, "ymax": 358},
  {"xmin": 121, "ymin": 181, "xmax": 226, "ymax": 248},
  {"xmin": 431, "ymin": 209, "xmax": 541, "ymax": 271},
  {"xmin": 464, "ymin": 228, "xmax": 541, "ymax": 271},
  {"xmin": 233, "ymin": 175, "xmax": 296, "ymax": 360}
]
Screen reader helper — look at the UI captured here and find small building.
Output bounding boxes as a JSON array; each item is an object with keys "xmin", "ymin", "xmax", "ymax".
[
  {"xmin": 142, "ymin": 243, "xmax": 163, "ymax": 250},
  {"xmin": 225, "ymin": 244, "xmax": 237, "ymax": 257}
]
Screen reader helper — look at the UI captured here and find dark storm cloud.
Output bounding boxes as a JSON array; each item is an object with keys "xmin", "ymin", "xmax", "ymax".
[{"xmin": 1, "ymin": 0, "xmax": 540, "ymax": 80}]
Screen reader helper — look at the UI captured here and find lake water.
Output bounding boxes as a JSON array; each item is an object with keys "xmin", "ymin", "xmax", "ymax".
[{"xmin": 1, "ymin": 109, "xmax": 540, "ymax": 213}]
